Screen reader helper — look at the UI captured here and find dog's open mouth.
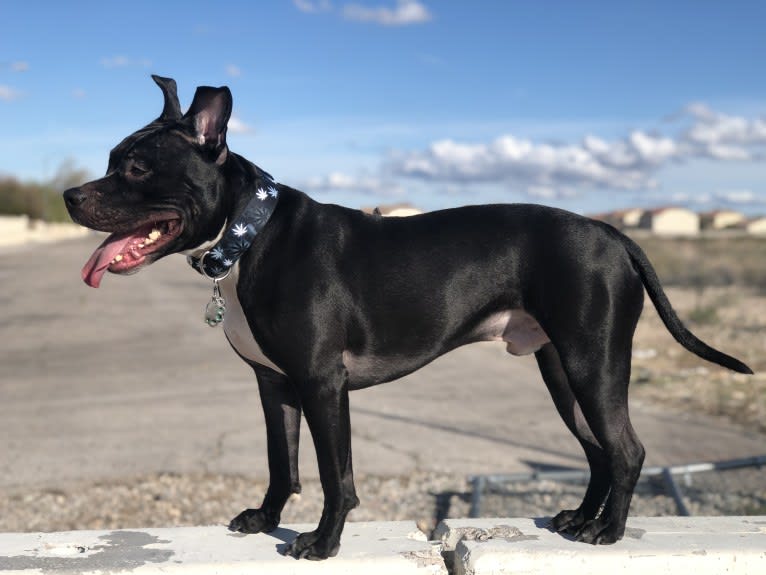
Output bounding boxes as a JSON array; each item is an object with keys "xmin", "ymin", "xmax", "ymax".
[{"xmin": 82, "ymin": 218, "xmax": 182, "ymax": 288}]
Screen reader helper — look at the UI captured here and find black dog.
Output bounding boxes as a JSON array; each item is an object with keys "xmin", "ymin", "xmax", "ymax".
[{"xmin": 64, "ymin": 76, "xmax": 752, "ymax": 560}]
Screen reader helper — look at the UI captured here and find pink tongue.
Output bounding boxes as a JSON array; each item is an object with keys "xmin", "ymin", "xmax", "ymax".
[{"xmin": 81, "ymin": 232, "xmax": 134, "ymax": 288}]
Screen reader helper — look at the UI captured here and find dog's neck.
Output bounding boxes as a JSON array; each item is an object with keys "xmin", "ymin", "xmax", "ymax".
[{"xmin": 187, "ymin": 155, "xmax": 280, "ymax": 279}]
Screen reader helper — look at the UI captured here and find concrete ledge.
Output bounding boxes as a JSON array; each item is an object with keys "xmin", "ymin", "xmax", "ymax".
[
  {"xmin": 2, "ymin": 518, "xmax": 765, "ymax": 573},
  {"xmin": 0, "ymin": 522, "xmax": 445, "ymax": 574},
  {"xmin": 436, "ymin": 516, "xmax": 766, "ymax": 575}
]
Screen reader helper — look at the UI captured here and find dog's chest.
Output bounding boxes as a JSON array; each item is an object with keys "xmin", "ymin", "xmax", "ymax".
[{"xmin": 218, "ymin": 264, "xmax": 285, "ymax": 375}]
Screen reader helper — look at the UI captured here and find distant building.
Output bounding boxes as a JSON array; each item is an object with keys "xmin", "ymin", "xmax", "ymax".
[
  {"xmin": 700, "ymin": 210, "xmax": 747, "ymax": 230},
  {"xmin": 590, "ymin": 208, "xmax": 645, "ymax": 230},
  {"xmin": 745, "ymin": 216, "xmax": 766, "ymax": 235},
  {"xmin": 362, "ymin": 203, "xmax": 423, "ymax": 217},
  {"xmin": 619, "ymin": 208, "xmax": 645, "ymax": 228},
  {"xmin": 638, "ymin": 207, "xmax": 699, "ymax": 236}
]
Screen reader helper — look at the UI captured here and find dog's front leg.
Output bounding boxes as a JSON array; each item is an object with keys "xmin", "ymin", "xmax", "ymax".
[
  {"xmin": 285, "ymin": 370, "xmax": 359, "ymax": 560},
  {"xmin": 229, "ymin": 365, "xmax": 302, "ymax": 534}
]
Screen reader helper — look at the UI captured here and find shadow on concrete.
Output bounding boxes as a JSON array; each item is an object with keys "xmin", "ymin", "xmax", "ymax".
[{"xmin": 353, "ymin": 406, "xmax": 584, "ymax": 464}]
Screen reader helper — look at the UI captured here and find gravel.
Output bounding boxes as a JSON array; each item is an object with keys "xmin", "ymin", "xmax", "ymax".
[{"xmin": 2, "ymin": 467, "xmax": 764, "ymax": 537}]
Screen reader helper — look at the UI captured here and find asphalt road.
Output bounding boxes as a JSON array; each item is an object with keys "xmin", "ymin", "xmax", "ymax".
[{"xmin": 1, "ymin": 237, "xmax": 764, "ymax": 491}]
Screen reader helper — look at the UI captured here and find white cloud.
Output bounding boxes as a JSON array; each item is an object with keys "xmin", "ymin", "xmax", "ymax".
[
  {"xmin": 714, "ymin": 189, "xmax": 766, "ymax": 205},
  {"xmin": 627, "ymin": 131, "xmax": 677, "ymax": 165},
  {"xmin": 343, "ymin": 0, "xmax": 431, "ymax": 26},
  {"xmin": 388, "ymin": 132, "xmax": 666, "ymax": 192},
  {"xmin": 100, "ymin": 55, "xmax": 152, "ymax": 69},
  {"xmin": 526, "ymin": 186, "xmax": 580, "ymax": 200},
  {"xmin": 294, "ymin": 0, "xmax": 431, "ymax": 26},
  {"xmin": 704, "ymin": 144, "xmax": 751, "ymax": 161},
  {"xmin": 660, "ymin": 191, "xmax": 712, "ymax": 205},
  {"xmin": 0, "ymin": 85, "xmax": 21, "ymax": 101},
  {"xmin": 225, "ymin": 64, "xmax": 242, "ymax": 78},
  {"xmin": 227, "ymin": 115, "xmax": 252, "ymax": 134},
  {"xmin": 681, "ymin": 103, "xmax": 766, "ymax": 161},
  {"xmin": 661, "ymin": 188, "xmax": 766, "ymax": 207},
  {"xmin": 385, "ymin": 104, "xmax": 766, "ymax": 198},
  {"xmin": 10, "ymin": 61, "xmax": 29, "ymax": 72},
  {"xmin": 303, "ymin": 171, "xmax": 403, "ymax": 195},
  {"xmin": 293, "ymin": 0, "xmax": 333, "ymax": 13},
  {"xmin": 295, "ymin": 104, "xmax": 764, "ymax": 207},
  {"xmin": 683, "ymin": 102, "xmax": 717, "ymax": 121},
  {"xmin": 100, "ymin": 55, "xmax": 130, "ymax": 68}
]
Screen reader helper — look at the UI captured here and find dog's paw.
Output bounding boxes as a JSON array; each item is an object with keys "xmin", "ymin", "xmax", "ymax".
[
  {"xmin": 228, "ymin": 508, "xmax": 279, "ymax": 534},
  {"xmin": 283, "ymin": 530, "xmax": 339, "ymax": 560},
  {"xmin": 573, "ymin": 518, "xmax": 624, "ymax": 545},
  {"xmin": 550, "ymin": 509, "xmax": 587, "ymax": 535}
]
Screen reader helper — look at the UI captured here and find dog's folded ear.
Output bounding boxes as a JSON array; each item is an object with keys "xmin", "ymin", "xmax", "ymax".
[
  {"xmin": 152, "ymin": 75, "xmax": 182, "ymax": 121},
  {"xmin": 182, "ymin": 85, "xmax": 233, "ymax": 163}
]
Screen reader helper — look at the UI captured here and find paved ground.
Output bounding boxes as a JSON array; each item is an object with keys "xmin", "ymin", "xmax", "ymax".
[{"xmin": 1, "ymin": 237, "xmax": 764, "ymax": 492}]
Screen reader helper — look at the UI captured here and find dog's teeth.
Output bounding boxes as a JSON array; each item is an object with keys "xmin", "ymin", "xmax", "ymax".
[
  {"xmin": 113, "ymin": 254, "xmax": 123, "ymax": 263},
  {"xmin": 142, "ymin": 229, "xmax": 161, "ymax": 246}
]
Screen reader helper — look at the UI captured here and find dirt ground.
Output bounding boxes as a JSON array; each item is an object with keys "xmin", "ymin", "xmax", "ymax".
[{"xmin": 631, "ymin": 285, "xmax": 766, "ymax": 433}]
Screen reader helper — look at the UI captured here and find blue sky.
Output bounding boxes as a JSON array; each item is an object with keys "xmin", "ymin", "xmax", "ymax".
[{"xmin": 2, "ymin": 0, "xmax": 765, "ymax": 215}]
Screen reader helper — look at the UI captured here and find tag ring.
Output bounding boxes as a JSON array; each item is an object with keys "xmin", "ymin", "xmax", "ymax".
[{"xmin": 199, "ymin": 251, "xmax": 232, "ymax": 282}]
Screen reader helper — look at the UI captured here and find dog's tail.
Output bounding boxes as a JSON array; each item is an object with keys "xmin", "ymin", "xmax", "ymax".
[{"xmin": 615, "ymin": 230, "xmax": 753, "ymax": 374}]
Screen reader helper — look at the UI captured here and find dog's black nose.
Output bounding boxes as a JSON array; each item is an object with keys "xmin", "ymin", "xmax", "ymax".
[{"xmin": 63, "ymin": 187, "xmax": 87, "ymax": 208}]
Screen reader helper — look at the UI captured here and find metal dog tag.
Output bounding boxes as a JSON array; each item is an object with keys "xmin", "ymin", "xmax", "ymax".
[{"xmin": 205, "ymin": 280, "xmax": 226, "ymax": 327}]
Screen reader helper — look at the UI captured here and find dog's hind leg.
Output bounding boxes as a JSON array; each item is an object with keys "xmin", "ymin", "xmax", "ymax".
[
  {"xmin": 284, "ymin": 367, "xmax": 360, "ymax": 560},
  {"xmin": 551, "ymin": 319, "xmax": 645, "ymax": 544},
  {"xmin": 229, "ymin": 365, "xmax": 302, "ymax": 534},
  {"xmin": 535, "ymin": 343, "xmax": 611, "ymax": 534},
  {"xmin": 526, "ymin": 234, "xmax": 648, "ymax": 544}
]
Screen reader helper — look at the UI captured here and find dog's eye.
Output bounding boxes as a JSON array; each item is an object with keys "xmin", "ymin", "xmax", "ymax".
[{"xmin": 128, "ymin": 162, "xmax": 150, "ymax": 177}]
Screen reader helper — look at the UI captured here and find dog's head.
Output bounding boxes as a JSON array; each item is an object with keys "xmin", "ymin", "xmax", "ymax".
[{"xmin": 64, "ymin": 75, "xmax": 234, "ymax": 287}]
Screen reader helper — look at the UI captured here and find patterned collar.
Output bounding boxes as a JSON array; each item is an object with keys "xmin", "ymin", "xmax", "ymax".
[{"xmin": 187, "ymin": 173, "xmax": 279, "ymax": 279}]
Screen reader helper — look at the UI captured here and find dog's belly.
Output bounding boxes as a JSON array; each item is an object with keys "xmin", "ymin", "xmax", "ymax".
[
  {"xmin": 343, "ymin": 309, "xmax": 550, "ymax": 387},
  {"xmin": 342, "ymin": 351, "xmax": 433, "ymax": 388},
  {"xmin": 219, "ymin": 265, "xmax": 286, "ymax": 375}
]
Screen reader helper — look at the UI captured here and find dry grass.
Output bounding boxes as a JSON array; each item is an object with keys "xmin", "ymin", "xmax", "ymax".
[
  {"xmin": 631, "ymin": 233, "xmax": 766, "ymax": 291},
  {"xmin": 627, "ymin": 234, "xmax": 766, "ymax": 433}
]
